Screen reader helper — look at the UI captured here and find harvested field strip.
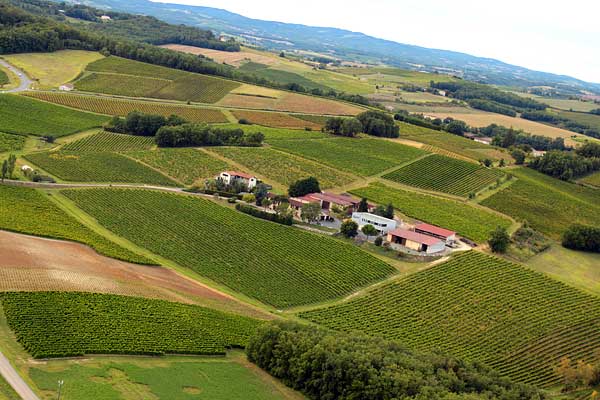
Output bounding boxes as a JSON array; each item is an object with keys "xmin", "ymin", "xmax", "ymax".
[
  {"xmin": 232, "ymin": 110, "xmax": 322, "ymax": 130},
  {"xmin": 62, "ymin": 188, "xmax": 396, "ymax": 308},
  {"xmin": 0, "ymin": 185, "xmax": 151, "ymax": 264},
  {"xmin": 1, "ymin": 291, "xmax": 261, "ymax": 358},
  {"xmin": 62, "ymin": 132, "xmax": 155, "ymax": 152},
  {"xmin": 22, "ymin": 92, "xmax": 228, "ymax": 123},
  {"xmin": 299, "ymin": 251, "xmax": 600, "ymax": 387},
  {"xmin": 350, "ymin": 182, "xmax": 510, "ymax": 242}
]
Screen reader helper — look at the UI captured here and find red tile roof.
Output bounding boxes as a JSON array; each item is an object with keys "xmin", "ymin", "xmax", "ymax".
[
  {"xmin": 388, "ymin": 229, "xmax": 443, "ymax": 246},
  {"xmin": 223, "ymin": 171, "xmax": 255, "ymax": 180},
  {"xmin": 415, "ymin": 223, "xmax": 456, "ymax": 238}
]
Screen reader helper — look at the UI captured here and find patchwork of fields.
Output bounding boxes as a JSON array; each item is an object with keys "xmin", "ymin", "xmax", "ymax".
[{"xmin": 300, "ymin": 251, "xmax": 600, "ymax": 387}]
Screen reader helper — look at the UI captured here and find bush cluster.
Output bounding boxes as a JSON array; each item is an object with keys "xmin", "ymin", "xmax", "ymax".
[{"xmin": 236, "ymin": 204, "xmax": 293, "ymax": 226}]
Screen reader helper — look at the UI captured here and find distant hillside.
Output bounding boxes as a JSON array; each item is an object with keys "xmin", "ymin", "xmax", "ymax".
[{"xmin": 57, "ymin": 0, "xmax": 600, "ymax": 95}]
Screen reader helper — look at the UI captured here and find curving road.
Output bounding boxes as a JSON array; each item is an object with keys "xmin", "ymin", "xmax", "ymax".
[
  {"xmin": 0, "ymin": 59, "xmax": 33, "ymax": 93},
  {"xmin": 0, "ymin": 351, "xmax": 40, "ymax": 400}
]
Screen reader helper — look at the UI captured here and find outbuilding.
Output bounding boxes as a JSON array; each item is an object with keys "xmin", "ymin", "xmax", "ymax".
[
  {"xmin": 387, "ymin": 229, "xmax": 445, "ymax": 254},
  {"xmin": 351, "ymin": 212, "xmax": 397, "ymax": 235},
  {"xmin": 414, "ymin": 223, "xmax": 456, "ymax": 245}
]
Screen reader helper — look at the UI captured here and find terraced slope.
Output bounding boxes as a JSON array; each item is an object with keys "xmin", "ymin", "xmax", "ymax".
[
  {"xmin": 383, "ymin": 154, "xmax": 503, "ymax": 197},
  {"xmin": 481, "ymin": 167, "xmax": 600, "ymax": 239},
  {"xmin": 351, "ymin": 182, "xmax": 511, "ymax": 242},
  {"xmin": 1, "ymin": 292, "xmax": 260, "ymax": 358},
  {"xmin": 62, "ymin": 132, "xmax": 155, "ymax": 152},
  {"xmin": 0, "ymin": 185, "xmax": 151, "ymax": 264},
  {"xmin": 300, "ymin": 251, "xmax": 600, "ymax": 387},
  {"xmin": 62, "ymin": 188, "xmax": 396, "ymax": 308}
]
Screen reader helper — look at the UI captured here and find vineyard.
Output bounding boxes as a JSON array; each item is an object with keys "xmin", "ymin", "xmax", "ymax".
[
  {"xmin": 0, "ymin": 292, "xmax": 260, "ymax": 358},
  {"xmin": 383, "ymin": 154, "xmax": 504, "ymax": 197},
  {"xmin": 0, "ymin": 185, "xmax": 151, "ymax": 264},
  {"xmin": 0, "ymin": 132, "xmax": 25, "ymax": 153},
  {"xmin": 62, "ymin": 132, "xmax": 155, "ymax": 152},
  {"xmin": 151, "ymin": 74, "xmax": 241, "ymax": 104},
  {"xmin": 350, "ymin": 182, "xmax": 511, "ymax": 242},
  {"xmin": 232, "ymin": 110, "xmax": 322, "ymax": 130},
  {"xmin": 127, "ymin": 148, "xmax": 230, "ymax": 185},
  {"xmin": 300, "ymin": 251, "xmax": 600, "ymax": 387},
  {"xmin": 75, "ymin": 73, "xmax": 172, "ymax": 98},
  {"xmin": 209, "ymin": 147, "xmax": 357, "ymax": 188},
  {"xmin": 226, "ymin": 124, "xmax": 326, "ymax": 141},
  {"xmin": 22, "ymin": 92, "xmax": 228, "ymax": 123},
  {"xmin": 481, "ymin": 167, "xmax": 600, "ymax": 239},
  {"xmin": 0, "ymin": 94, "xmax": 107, "ymax": 137},
  {"xmin": 61, "ymin": 188, "xmax": 396, "ymax": 308},
  {"xmin": 271, "ymin": 137, "xmax": 428, "ymax": 176},
  {"xmin": 25, "ymin": 151, "xmax": 177, "ymax": 186},
  {"xmin": 86, "ymin": 56, "xmax": 188, "ymax": 80}
]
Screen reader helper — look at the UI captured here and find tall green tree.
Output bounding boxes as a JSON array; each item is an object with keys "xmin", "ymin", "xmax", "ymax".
[
  {"xmin": 340, "ymin": 220, "xmax": 359, "ymax": 238},
  {"xmin": 1, "ymin": 160, "xmax": 8, "ymax": 182},
  {"xmin": 7, "ymin": 154, "xmax": 16, "ymax": 179},
  {"xmin": 288, "ymin": 177, "xmax": 320, "ymax": 197},
  {"xmin": 300, "ymin": 202, "xmax": 321, "ymax": 224},
  {"xmin": 489, "ymin": 226, "xmax": 510, "ymax": 253},
  {"xmin": 361, "ymin": 224, "xmax": 378, "ymax": 239}
]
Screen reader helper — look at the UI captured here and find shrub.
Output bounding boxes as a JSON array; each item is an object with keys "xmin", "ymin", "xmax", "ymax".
[
  {"xmin": 374, "ymin": 236, "xmax": 383, "ymax": 246},
  {"xmin": 238, "ymin": 118, "xmax": 251, "ymax": 125},
  {"xmin": 340, "ymin": 220, "xmax": 359, "ymax": 238},
  {"xmin": 235, "ymin": 204, "xmax": 293, "ymax": 226},
  {"xmin": 489, "ymin": 226, "xmax": 510, "ymax": 253},
  {"xmin": 242, "ymin": 193, "xmax": 256, "ymax": 203},
  {"xmin": 562, "ymin": 224, "xmax": 600, "ymax": 253}
]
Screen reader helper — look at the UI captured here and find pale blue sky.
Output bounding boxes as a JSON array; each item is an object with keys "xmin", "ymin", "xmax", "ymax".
[{"xmin": 152, "ymin": 0, "xmax": 600, "ymax": 83}]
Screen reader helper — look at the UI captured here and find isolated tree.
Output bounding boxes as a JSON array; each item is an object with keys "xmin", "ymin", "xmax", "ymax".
[
  {"xmin": 383, "ymin": 203, "xmax": 394, "ymax": 219},
  {"xmin": 1, "ymin": 160, "xmax": 8, "ymax": 182},
  {"xmin": 361, "ymin": 224, "xmax": 378, "ymax": 239},
  {"xmin": 488, "ymin": 226, "xmax": 510, "ymax": 253},
  {"xmin": 288, "ymin": 177, "xmax": 320, "ymax": 197},
  {"xmin": 499, "ymin": 158, "xmax": 506, "ymax": 167},
  {"xmin": 511, "ymin": 149, "xmax": 526, "ymax": 165},
  {"xmin": 301, "ymin": 202, "xmax": 321, "ymax": 224},
  {"xmin": 7, "ymin": 154, "xmax": 16, "ymax": 179},
  {"xmin": 374, "ymin": 236, "xmax": 383, "ymax": 246},
  {"xmin": 254, "ymin": 183, "xmax": 269, "ymax": 205},
  {"xmin": 340, "ymin": 220, "xmax": 359, "ymax": 238},
  {"xmin": 357, "ymin": 198, "xmax": 369, "ymax": 212}
]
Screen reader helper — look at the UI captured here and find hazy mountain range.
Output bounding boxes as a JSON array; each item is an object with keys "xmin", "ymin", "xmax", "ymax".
[{"xmin": 65, "ymin": 0, "xmax": 600, "ymax": 94}]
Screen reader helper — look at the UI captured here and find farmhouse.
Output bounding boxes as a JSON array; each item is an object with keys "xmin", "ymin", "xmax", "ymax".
[
  {"xmin": 414, "ymin": 223, "xmax": 456, "ymax": 245},
  {"xmin": 289, "ymin": 192, "xmax": 369, "ymax": 221},
  {"xmin": 387, "ymin": 229, "xmax": 445, "ymax": 254},
  {"xmin": 58, "ymin": 84, "xmax": 74, "ymax": 91},
  {"xmin": 351, "ymin": 212, "xmax": 397, "ymax": 235},
  {"xmin": 218, "ymin": 171, "xmax": 258, "ymax": 190}
]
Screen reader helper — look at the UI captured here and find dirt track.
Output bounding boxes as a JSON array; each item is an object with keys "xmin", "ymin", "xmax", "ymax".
[{"xmin": 0, "ymin": 230, "xmax": 273, "ymax": 319}]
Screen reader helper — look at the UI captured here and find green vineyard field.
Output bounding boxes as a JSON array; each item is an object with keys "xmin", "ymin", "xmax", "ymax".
[
  {"xmin": 209, "ymin": 146, "xmax": 357, "ymax": 188},
  {"xmin": 383, "ymin": 154, "xmax": 503, "ymax": 197},
  {"xmin": 75, "ymin": 73, "xmax": 172, "ymax": 98},
  {"xmin": 225, "ymin": 123, "xmax": 327, "ymax": 141},
  {"xmin": 300, "ymin": 251, "xmax": 600, "ymax": 387},
  {"xmin": 350, "ymin": 182, "xmax": 511, "ymax": 242},
  {"xmin": 127, "ymin": 148, "xmax": 230, "ymax": 185},
  {"xmin": 62, "ymin": 188, "xmax": 396, "ymax": 308},
  {"xmin": 0, "ymin": 185, "xmax": 151, "ymax": 264},
  {"xmin": 271, "ymin": 137, "xmax": 428, "ymax": 176},
  {"xmin": 62, "ymin": 132, "xmax": 155, "ymax": 152},
  {"xmin": 152, "ymin": 74, "xmax": 241, "ymax": 104},
  {"xmin": 0, "ymin": 132, "xmax": 25, "ymax": 153},
  {"xmin": 481, "ymin": 167, "xmax": 600, "ymax": 239},
  {"xmin": 1, "ymin": 292, "xmax": 260, "ymax": 358},
  {"xmin": 23, "ymin": 92, "xmax": 228, "ymax": 123},
  {"xmin": 25, "ymin": 151, "xmax": 177, "ymax": 186},
  {"xmin": 0, "ymin": 94, "xmax": 107, "ymax": 137},
  {"xmin": 86, "ymin": 56, "xmax": 187, "ymax": 80}
]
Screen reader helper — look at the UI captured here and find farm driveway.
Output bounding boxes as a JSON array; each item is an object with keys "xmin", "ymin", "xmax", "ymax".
[
  {"xmin": 0, "ymin": 59, "xmax": 33, "ymax": 93},
  {"xmin": 0, "ymin": 350, "xmax": 40, "ymax": 400}
]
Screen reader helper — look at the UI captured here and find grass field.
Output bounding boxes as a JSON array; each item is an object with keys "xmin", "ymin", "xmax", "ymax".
[
  {"xmin": 579, "ymin": 170, "xmax": 600, "ymax": 188},
  {"xmin": 271, "ymin": 137, "xmax": 428, "ymax": 176},
  {"xmin": 383, "ymin": 154, "xmax": 504, "ymax": 197},
  {"xmin": 62, "ymin": 132, "xmax": 155, "ymax": 152},
  {"xmin": 557, "ymin": 109, "xmax": 600, "ymax": 130},
  {"xmin": 0, "ymin": 375, "xmax": 18, "ymax": 400},
  {"xmin": 481, "ymin": 167, "xmax": 600, "ymax": 240},
  {"xmin": 2, "ymin": 50, "xmax": 104, "ymax": 89},
  {"xmin": 23, "ymin": 92, "xmax": 228, "ymax": 123},
  {"xmin": 1, "ymin": 291, "xmax": 260, "ymax": 358},
  {"xmin": 514, "ymin": 92, "xmax": 600, "ymax": 112},
  {"xmin": 25, "ymin": 151, "xmax": 177, "ymax": 186},
  {"xmin": 28, "ymin": 357, "xmax": 291, "ymax": 400},
  {"xmin": 351, "ymin": 182, "xmax": 511, "ymax": 242},
  {"xmin": 0, "ymin": 132, "xmax": 25, "ymax": 153},
  {"xmin": 0, "ymin": 185, "xmax": 150, "ymax": 264},
  {"xmin": 209, "ymin": 146, "xmax": 357, "ymax": 189},
  {"xmin": 0, "ymin": 94, "xmax": 107, "ymax": 137},
  {"xmin": 0, "ymin": 69, "xmax": 8, "ymax": 86},
  {"xmin": 335, "ymin": 67, "xmax": 457, "ymax": 85},
  {"xmin": 300, "ymin": 251, "xmax": 600, "ymax": 387},
  {"xmin": 62, "ymin": 188, "xmax": 396, "ymax": 308},
  {"xmin": 232, "ymin": 110, "xmax": 323, "ymax": 130},
  {"xmin": 127, "ymin": 148, "xmax": 230, "ymax": 185}
]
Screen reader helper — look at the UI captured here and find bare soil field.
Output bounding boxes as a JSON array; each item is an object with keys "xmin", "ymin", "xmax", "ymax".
[
  {"xmin": 160, "ymin": 44, "xmax": 279, "ymax": 67},
  {"xmin": 0, "ymin": 230, "xmax": 272, "ymax": 319}
]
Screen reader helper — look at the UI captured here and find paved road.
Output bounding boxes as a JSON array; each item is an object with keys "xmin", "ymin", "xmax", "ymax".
[
  {"xmin": 0, "ymin": 350, "xmax": 40, "ymax": 400},
  {"xmin": 0, "ymin": 59, "xmax": 33, "ymax": 93}
]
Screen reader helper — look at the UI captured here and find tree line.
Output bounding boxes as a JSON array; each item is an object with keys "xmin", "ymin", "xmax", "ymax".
[
  {"xmin": 529, "ymin": 142, "xmax": 600, "ymax": 181},
  {"xmin": 521, "ymin": 110, "xmax": 600, "ymax": 139},
  {"xmin": 324, "ymin": 111, "xmax": 399, "ymax": 138}
]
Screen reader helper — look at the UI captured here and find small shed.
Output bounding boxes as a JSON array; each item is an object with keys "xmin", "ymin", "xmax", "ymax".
[{"xmin": 387, "ymin": 229, "xmax": 445, "ymax": 254}]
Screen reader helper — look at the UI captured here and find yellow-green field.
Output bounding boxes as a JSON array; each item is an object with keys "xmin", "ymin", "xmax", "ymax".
[
  {"xmin": 513, "ymin": 92, "xmax": 600, "ymax": 112},
  {"xmin": 3, "ymin": 50, "xmax": 104, "ymax": 89}
]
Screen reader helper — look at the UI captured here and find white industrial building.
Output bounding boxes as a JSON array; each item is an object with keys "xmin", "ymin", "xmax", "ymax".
[{"xmin": 351, "ymin": 212, "xmax": 397, "ymax": 235}]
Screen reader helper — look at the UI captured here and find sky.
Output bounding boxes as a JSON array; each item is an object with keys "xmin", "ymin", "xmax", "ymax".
[{"xmin": 151, "ymin": 0, "xmax": 600, "ymax": 83}]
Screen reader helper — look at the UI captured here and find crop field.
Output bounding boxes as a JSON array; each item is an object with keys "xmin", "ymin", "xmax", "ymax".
[
  {"xmin": 222, "ymin": 123, "xmax": 327, "ymax": 141},
  {"xmin": 300, "ymin": 251, "xmax": 600, "ymax": 387},
  {"xmin": 161, "ymin": 44, "xmax": 280, "ymax": 66},
  {"xmin": 62, "ymin": 132, "xmax": 155, "ymax": 152},
  {"xmin": 383, "ymin": 154, "xmax": 504, "ymax": 197},
  {"xmin": 513, "ymin": 92, "xmax": 600, "ymax": 112},
  {"xmin": 0, "ymin": 94, "xmax": 107, "ymax": 137},
  {"xmin": 75, "ymin": 72, "xmax": 172, "ymax": 98},
  {"xmin": 22, "ymin": 91, "xmax": 228, "ymax": 123},
  {"xmin": 62, "ymin": 189, "xmax": 396, "ymax": 308},
  {"xmin": 25, "ymin": 151, "xmax": 177, "ymax": 186},
  {"xmin": 0, "ymin": 132, "xmax": 25, "ymax": 153},
  {"xmin": 86, "ymin": 56, "xmax": 187, "ymax": 80},
  {"xmin": 0, "ymin": 185, "xmax": 150, "ymax": 264},
  {"xmin": 209, "ymin": 147, "xmax": 357, "ymax": 188},
  {"xmin": 219, "ymin": 92, "xmax": 362, "ymax": 115},
  {"xmin": 271, "ymin": 137, "xmax": 428, "ymax": 176},
  {"xmin": 29, "ymin": 358, "xmax": 288, "ymax": 400},
  {"xmin": 2, "ymin": 50, "xmax": 104, "ymax": 89},
  {"xmin": 127, "ymin": 148, "xmax": 230, "ymax": 185},
  {"xmin": 557, "ymin": 109, "xmax": 600, "ymax": 130},
  {"xmin": 335, "ymin": 67, "xmax": 457, "ymax": 85},
  {"xmin": 232, "ymin": 110, "xmax": 322, "ymax": 130},
  {"xmin": 1, "ymin": 292, "xmax": 260, "ymax": 358},
  {"xmin": 240, "ymin": 65, "xmax": 331, "ymax": 92},
  {"xmin": 351, "ymin": 182, "xmax": 510, "ymax": 242},
  {"xmin": 481, "ymin": 167, "xmax": 600, "ymax": 240},
  {"xmin": 152, "ymin": 74, "xmax": 241, "ymax": 103},
  {"xmin": 580, "ymin": 170, "xmax": 600, "ymax": 188}
]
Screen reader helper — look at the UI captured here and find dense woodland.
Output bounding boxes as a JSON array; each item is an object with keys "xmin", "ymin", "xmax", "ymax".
[{"xmin": 529, "ymin": 143, "xmax": 600, "ymax": 180}]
